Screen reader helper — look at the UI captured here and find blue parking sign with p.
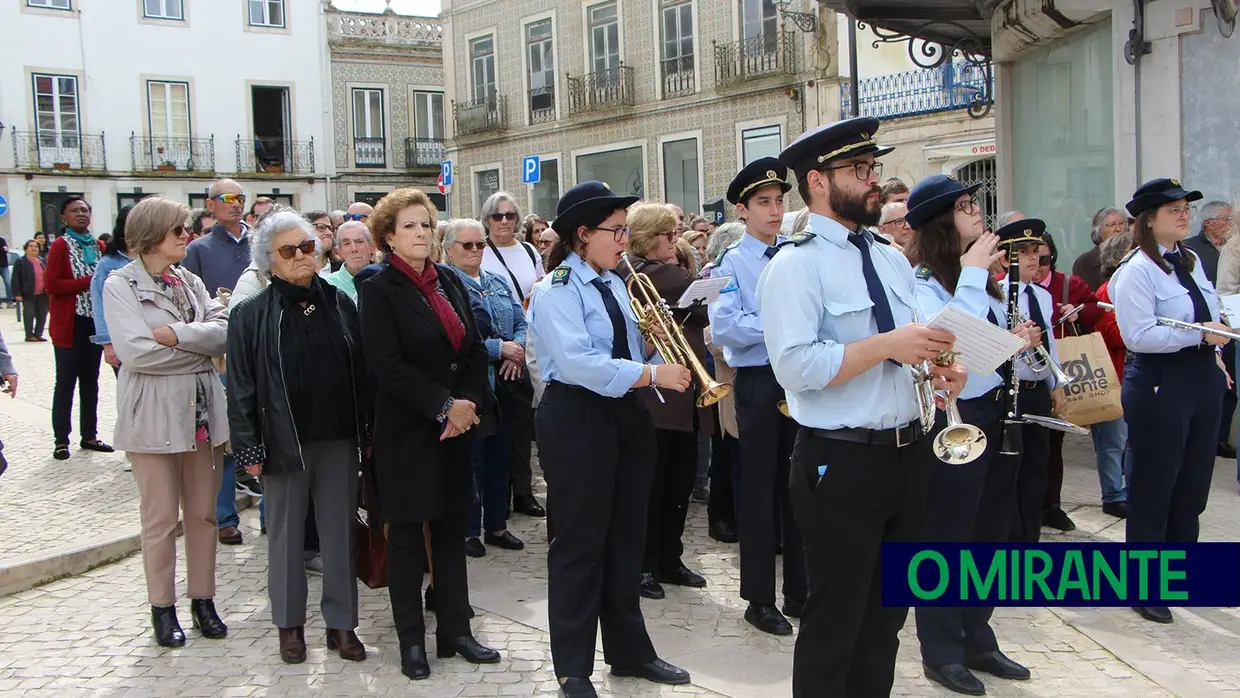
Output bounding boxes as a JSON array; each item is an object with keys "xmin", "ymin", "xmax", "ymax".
[
  {"xmin": 441, "ymin": 161, "xmax": 453, "ymax": 187},
  {"xmin": 522, "ymin": 156, "xmax": 541, "ymax": 185}
]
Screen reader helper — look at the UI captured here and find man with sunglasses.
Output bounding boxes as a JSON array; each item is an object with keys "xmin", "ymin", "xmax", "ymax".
[{"xmin": 344, "ymin": 201, "xmax": 373, "ymax": 223}]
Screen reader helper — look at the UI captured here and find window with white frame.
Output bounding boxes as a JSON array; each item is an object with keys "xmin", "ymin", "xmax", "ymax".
[
  {"xmin": 663, "ymin": 138, "xmax": 700, "ymax": 216},
  {"xmin": 588, "ymin": 2, "xmax": 620, "ymax": 76},
  {"xmin": 27, "ymin": 0, "xmax": 71, "ymax": 8},
  {"xmin": 526, "ymin": 20, "xmax": 556, "ymax": 122},
  {"xmin": 740, "ymin": 0, "xmax": 777, "ymax": 53},
  {"xmin": 576, "ymin": 147, "xmax": 644, "ymax": 198},
  {"xmin": 34, "ymin": 74, "xmax": 80, "ymax": 149},
  {"xmin": 475, "ymin": 169, "xmax": 501, "ymax": 213},
  {"xmin": 660, "ymin": 1, "xmax": 694, "ymax": 97},
  {"xmin": 741, "ymin": 125, "xmax": 780, "ymax": 166},
  {"xmin": 413, "ymin": 91, "xmax": 445, "ymax": 139},
  {"xmin": 530, "ymin": 159, "xmax": 559, "ymax": 218},
  {"xmin": 143, "ymin": 0, "xmax": 183, "ymax": 20},
  {"xmin": 248, "ymin": 0, "xmax": 285, "ymax": 28},
  {"xmin": 351, "ymin": 88, "xmax": 386, "ymax": 167},
  {"xmin": 470, "ymin": 35, "xmax": 497, "ymax": 103}
]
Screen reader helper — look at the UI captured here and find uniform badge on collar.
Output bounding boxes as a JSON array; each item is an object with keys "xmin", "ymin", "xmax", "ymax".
[
  {"xmin": 552, "ymin": 267, "xmax": 571, "ymax": 286},
  {"xmin": 915, "ymin": 265, "xmax": 934, "ymax": 280}
]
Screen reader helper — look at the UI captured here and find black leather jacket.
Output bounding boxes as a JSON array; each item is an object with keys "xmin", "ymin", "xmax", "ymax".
[{"xmin": 226, "ymin": 280, "xmax": 370, "ymax": 475}]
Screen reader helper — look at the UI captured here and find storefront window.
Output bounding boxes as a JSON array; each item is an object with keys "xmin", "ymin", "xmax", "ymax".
[
  {"xmin": 1010, "ymin": 21, "xmax": 1113, "ymax": 265},
  {"xmin": 576, "ymin": 146, "xmax": 644, "ymax": 198}
]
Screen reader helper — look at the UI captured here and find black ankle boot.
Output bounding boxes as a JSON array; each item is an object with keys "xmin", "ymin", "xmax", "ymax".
[
  {"xmin": 151, "ymin": 605, "xmax": 186, "ymax": 647},
  {"xmin": 400, "ymin": 645, "xmax": 430, "ymax": 680},
  {"xmin": 190, "ymin": 598, "xmax": 228, "ymax": 639}
]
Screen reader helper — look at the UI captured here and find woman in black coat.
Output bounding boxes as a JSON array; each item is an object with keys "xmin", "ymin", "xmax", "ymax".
[{"xmin": 358, "ymin": 188, "xmax": 499, "ymax": 681}]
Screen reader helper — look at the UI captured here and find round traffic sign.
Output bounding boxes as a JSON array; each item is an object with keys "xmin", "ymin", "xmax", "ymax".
[{"xmin": 0, "ymin": 194, "xmax": 7, "ymax": 217}]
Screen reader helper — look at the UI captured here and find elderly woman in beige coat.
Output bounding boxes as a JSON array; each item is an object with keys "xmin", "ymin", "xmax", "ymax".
[{"xmin": 102, "ymin": 196, "xmax": 230, "ymax": 649}]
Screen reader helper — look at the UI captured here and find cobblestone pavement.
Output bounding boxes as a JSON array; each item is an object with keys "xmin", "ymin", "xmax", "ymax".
[{"xmin": 2, "ymin": 312, "xmax": 1240, "ymax": 696}]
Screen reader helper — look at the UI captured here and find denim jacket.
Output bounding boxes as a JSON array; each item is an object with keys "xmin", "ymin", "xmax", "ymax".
[{"xmin": 451, "ymin": 267, "xmax": 527, "ymax": 390}]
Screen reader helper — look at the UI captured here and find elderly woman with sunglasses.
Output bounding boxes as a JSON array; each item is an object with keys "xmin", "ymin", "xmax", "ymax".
[
  {"xmin": 443, "ymin": 218, "xmax": 528, "ymax": 557},
  {"xmin": 101, "ymin": 197, "xmax": 229, "ymax": 648},
  {"xmin": 226, "ymin": 211, "xmax": 370, "ymax": 665}
]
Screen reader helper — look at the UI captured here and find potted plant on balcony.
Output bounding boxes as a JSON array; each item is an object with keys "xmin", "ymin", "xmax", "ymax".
[
  {"xmin": 156, "ymin": 159, "xmax": 177, "ymax": 172},
  {"xmin": 52, "ymin": 162, "xmax": 71, "ymax": 170}
]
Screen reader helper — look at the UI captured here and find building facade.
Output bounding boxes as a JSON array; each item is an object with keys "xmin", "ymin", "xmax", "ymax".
[
  {"xmin": 440, "ymin": 0, "xmax": 841, "ymax": 222},
  {"xmin": 0, "ymin": 0, "xmax": 334, "ymax": 245},
  {"xmin": 325, "ymin": 4, "xmax": 447, "ymax": 212}
]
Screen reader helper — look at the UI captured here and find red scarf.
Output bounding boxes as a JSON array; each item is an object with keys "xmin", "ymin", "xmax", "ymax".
[{"xmin": 389, "ymin": 255, "xmax": 465, "ymax": 352}]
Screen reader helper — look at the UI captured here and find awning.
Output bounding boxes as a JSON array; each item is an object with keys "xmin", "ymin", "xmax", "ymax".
[
  {"xmin": 923, "ymin": 138, "xmax": 996, "ymax": 161},
  {"xmin": 823, "ymin": 0, "xmax": 999, "ymax": 57}
]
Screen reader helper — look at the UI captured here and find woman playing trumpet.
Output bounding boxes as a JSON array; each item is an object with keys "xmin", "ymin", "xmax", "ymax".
[{"xmin": 903, "ymin": 175, "xmax": 1035, "ymax": 694}]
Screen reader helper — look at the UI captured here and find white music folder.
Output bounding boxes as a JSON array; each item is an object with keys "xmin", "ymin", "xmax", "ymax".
[
  {"xmin": 925, "ymin": 305, "xmax": 1027, "ymax": 376},
  {"xmin": 676, "ymin": 276, "xmax": 732, "ymax": 308}
]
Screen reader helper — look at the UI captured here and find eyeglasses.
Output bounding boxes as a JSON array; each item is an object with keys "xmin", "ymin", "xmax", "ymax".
[
  {"xmin": 826, "ymin": 160, "xmax": 883, "ymax": 181},
  {"xmin": 1038, "ymin": 254, "xmax": 1053, "ymax": 267},
  {"xmin": 594, "ymin": 225, "xmax": 631, "ymax": 242},
  {"xmin": 1167, "ymin": 204, "xmax": 1198, "ymax": 218},
  {"xmin": 211, "ymin": 193, "xmax": 246, "ymax": 206},
  {"xmin": 955, "ymin": 198, "xmax": 981, "ymax": 215},
  {"xmin": 882, "ymin": 217, "xmax": 908, "ymax": 228},
  {"xmin": 456, "ymin": 241, "xmax": 485, "ymax": 251},
  {"xmin": 490, "ymin": 212, "xmax": 518, "ymax": 222},
  {"xmin": 276, "ymin": 240, "xmax": 317, "ymax": 260},
  {"xmin": 313, "ymin": 222, "xmax": 334, "ymax": 233}
]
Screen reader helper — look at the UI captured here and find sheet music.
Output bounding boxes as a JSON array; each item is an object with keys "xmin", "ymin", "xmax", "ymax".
[
  {"xmin": 925, "ymin": 305, "xmax": 1027, "ymax": 376},
  {"xmin": 676, "ymin": 276, "xmax": 732, "ymax": 308},
  {"xmin": 1221, "ymin": 294, "xmax": 1240, "ymax": 329}
]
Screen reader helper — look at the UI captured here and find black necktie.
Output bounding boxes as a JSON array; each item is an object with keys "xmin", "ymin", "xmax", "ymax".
[
  {"xmin": 1164, "ymin": 251, "xmax": 1212, "ymax": 323},
  {"xmin": 591, "ymin": 278, "xmax": 632, "ymax": 360},
  {"xmin": 848, "ymin": 233, "xmax": 895, "ymax": 334},
  {"xmin": 764, "ymin": 246, "xmax": 778, "ymax": 259},
  {"xmin": 987, "ymin": 308, "xmax": 1008, "ymax": 379},
  {"xmin": 1024, "ymin": 286, "xmax": 1048, "ymax": 335}
]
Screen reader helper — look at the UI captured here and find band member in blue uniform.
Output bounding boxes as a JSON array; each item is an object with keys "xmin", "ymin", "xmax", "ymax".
[
  {"xmin": 904, "ymin": 175, "xmax": 1033, "ymax": 695},
  {"xmin": 1111, "ymin": 178, "xmax": 1232, "ymax": 625},
  {"xmin": 997, "ymin": 221, "xmax": 1065, "ymax": 544},
  {"xmin": 757, "ymin": 117, "xmax": 967, "ymax": 698},
  {"xmin": 707, "ymin": 156, "xmax": 806, "ymax": 635},
  {"xmin": 528, "ymin": 181, "xmax": 694, "ymax": 698}
]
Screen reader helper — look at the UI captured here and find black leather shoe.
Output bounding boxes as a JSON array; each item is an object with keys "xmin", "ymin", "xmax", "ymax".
[
  {"xmin": 1133, "ymin": 605, "xmax": 1174, "ymax": 623},
  {"xmin": 708, "ymin": 519, "xmax": 738, "ymax": 543},
  {"xmin": 80, "ymin": 439, "xmax": 114, "ymax": 453},
  {"xmin": 611, "ymin": 658, "xmax": 691, "ymax": 685},
  {"xmin": 513, "ymin": 494, "xmax": 546, "ymax": 518},
  {"xmin": 639, "ymin": 572, "xmax": 665, "ymax": 600},
  {"xmin": 1102, "ymin": 501, "xmax": 1129, "ymax": 519},
  {"xmin": 151, "ymin": 605, "xmax": 185, "ymax": 648},
  {"xmin": 658, "ymin": 563, "xmax": 706, "ymax": 588},
  {"xmin": 965, "ymin": 650, "xmax": 1030, "ymax": 680},
  {"xmin": 923, "ymin": 663, "xmax": 986, "ymax": 695},
  {"xmin": 744, "ymin": 603, "xmax": 793, "ymax": 635},
  {"xmin": 1219, "ymin": 441, "xmax": 1237, "ymax": 459},
  {"xmin": 782, "ymin": 597, "xmax": 804, "ymax": 619},
  {"xmin": 558, "ymin": 677, "xmax": 598, "ymax": 697},
  {"xmin": 484, "ymin": 529, "xmax": 525, "ymax": 550},
  {"xmin": 436, "ymin": 634, "xmax": 501, "ymax": 663},
  {"xmin": 464, "ymin": 537, "xmax": 486, "ymax": 558},
  {"xmin": 400, "ymin": 645, "xmax": 430, "ymax": 680},
  {"xmin": 1041, "ymin": 507, "xmax": 1075, "ymax": 532},
  {"xmin": 189, "ymin": 598, "xmax": 227, "ymax": 639}
]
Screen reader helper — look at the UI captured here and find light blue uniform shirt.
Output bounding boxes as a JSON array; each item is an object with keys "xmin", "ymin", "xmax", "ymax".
[
  {"xmin": 528, "ymin": 252, "xmax": 656, "ymax": 398},
  {"xmin": 1110, "ymin": 245, "xmax": 1220, "ymax": 353},
  {"xmin": 707, "ymin": 232, "xmax": 785, "ymax": 368},
  {"xmin": 757, "ymin": 213, "xmax": 921, "ymax": 430},
  {"xmin": 1013, "ymin": 281, "xmax": 1060, "ymax": 387},
  {"xmin": 915, "ymin": 266, "xmax": 1005, "ymax": 400}
]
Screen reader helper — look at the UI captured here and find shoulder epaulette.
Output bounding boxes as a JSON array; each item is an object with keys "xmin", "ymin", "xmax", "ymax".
[
  {"xmin": 777, "ymin": 232, "xmax": 814, "ymax": 248},
  {"xmin": 1116, "ymin": 248, "xmax": 1140, "ymax": 269},
  {"xmin": 551, "ymin": 266, "xmax": 571, "ymax": 286},
  {"xmin": 712, "ymin": 240, "xmax": 741, "ymax": 267},
  {"xmin": 872, "ymin": 234, "xmax": 892, "ymax": 246},
  {"xmin": 914, "ymin": 265, "xmax": 934, "ymax": 281}
]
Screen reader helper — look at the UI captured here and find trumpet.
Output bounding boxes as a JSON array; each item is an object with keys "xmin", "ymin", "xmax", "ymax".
[
  {"xmin": 1097, "ymin": 302, "xmax": 1240, "ymax": 342},
  {"xmin": 913, "ymin": 348, "xmax": 988, "ymax": 465},
  {"xmin": 620, "ymin": 254, "xmax": 731, "ymax": 407},
  {"xmin": 1013, "ymin": 309, "xmax": 1075, "ymax": 386}
]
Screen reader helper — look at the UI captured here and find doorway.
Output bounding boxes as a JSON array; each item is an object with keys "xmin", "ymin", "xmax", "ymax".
[
  {"xmin": 40, "ymin": 191, "xmax": 85, "ymax": 240},
  {"xmin": 955, "ymin": 156, "xmax": 997, "ymax": 231},
  {"xmin": 251, "ymin": 86, "xmax": 291, "ymax": 173}
]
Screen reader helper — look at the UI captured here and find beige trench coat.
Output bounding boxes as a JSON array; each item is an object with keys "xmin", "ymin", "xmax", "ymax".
[{"xmin": 102, "ymin": 262, "xmax": 229, "ymax": 454}]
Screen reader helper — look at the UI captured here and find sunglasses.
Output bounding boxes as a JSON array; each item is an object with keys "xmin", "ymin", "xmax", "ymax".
[
  {"xmin": 456, "ymin": 241, "xmax": 485, "ymax": 251},
  {"xmin": 276, "ymin": 240, "xmax": 317, "ymax": 260},
  {"xmin": 212, "ymin": 193, "xmax": 246, "ymax": 206},
  {"xmin": 169, "ymin": 224, "xmax": 188, "ymax": 238},
  {"xmin": 1038, "ymin": 254, "xmax": 1052, "ymax": 267},
  {"xmin": 490, "ymin": 212, "xmax": 518, "ymax": 222},
  {"xmin": 344, "ymin": 213, "xmax": 369, "ymax": 222}
]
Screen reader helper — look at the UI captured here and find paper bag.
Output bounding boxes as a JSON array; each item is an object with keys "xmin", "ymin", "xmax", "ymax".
[{"xmin": 1056, "ymin": 332, "xmax": 1122, "ymax": 426}]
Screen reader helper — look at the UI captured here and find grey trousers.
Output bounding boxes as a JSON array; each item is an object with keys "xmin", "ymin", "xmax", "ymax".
[{"xmin": 263, "ymin": 439, "xmax": 359, "ymax": 630}]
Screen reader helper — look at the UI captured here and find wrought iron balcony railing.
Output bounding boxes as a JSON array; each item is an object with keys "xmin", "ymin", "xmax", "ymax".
[
  {"xmin": 839, "ymin": 62, "xmax": 990, "ymax": 121},
  {"xmin": 353, "ymin": 137, "xmax": 386, "ymax": 167},
  {"xmin": 405, "ymin": 137, "xmax": 445, "ymax": 169},
  {"xmin": 236, "ymin": 136, "xmax": 315, "ymax": 175},
  {"xmin": 12, "ymin": 131, "xmax": 107, "ymax": 171},
  {"xmin": 130, "ymin": 134, "xmax": 215, "ymax": 173},
  {"xmin": 713, "ymin": 33, "xmax": 797, "ymax": 87},
  {"xmin": 453, "ymin": 95, "xmax": 508, "ymax": 136},
  {"xmin": 661, "ymin": 57, "xmax": 696, "ymax": 98},
  {"xmin": 566, "ymin": 64, "xmax": 634, "ymax": 116},
  {"xmin": 529, "ymin": 86, "xmax": 556, "ymax": 124}
]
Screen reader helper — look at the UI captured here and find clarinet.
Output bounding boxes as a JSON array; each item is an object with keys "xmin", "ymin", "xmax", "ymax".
[{"xmin": 997, "ymin": 245, "xmax": 1023, "ymax": 456}]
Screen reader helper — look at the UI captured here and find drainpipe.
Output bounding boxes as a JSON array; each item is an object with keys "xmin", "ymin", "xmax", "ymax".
[
  {"xmin": 1124, "ymin": 0, "xmax": 1152, "ymax": 184},
  {"xmin": 848, "ymin": 16, "xmax": 860, "ymax": 117}
]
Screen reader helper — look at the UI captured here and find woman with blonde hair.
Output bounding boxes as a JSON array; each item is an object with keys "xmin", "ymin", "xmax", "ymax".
[
  {"xmin": 102, "ymin": 196, "xmax": 230, "ymax": 648},
  {"xmin": 619, "ymin": 201, "xmax": 713, "ymax": 600}
]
